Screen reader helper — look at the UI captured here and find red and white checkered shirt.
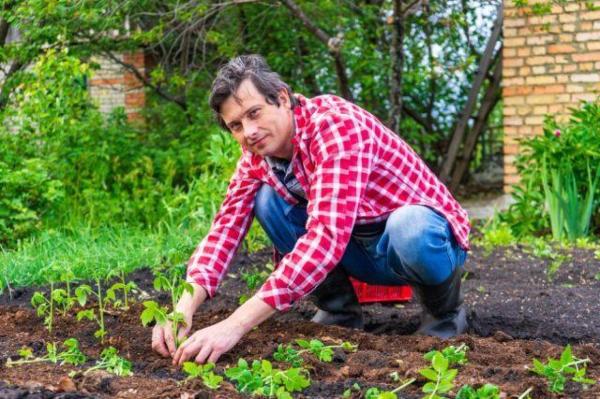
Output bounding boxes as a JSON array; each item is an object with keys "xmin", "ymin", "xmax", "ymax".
[{"xmin": 187, "ymin": 94, "xmax": 470, "ymax": 311}]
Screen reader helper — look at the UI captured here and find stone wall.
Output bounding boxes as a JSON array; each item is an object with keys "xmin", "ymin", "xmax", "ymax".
[{"xmin": 503, "ymin": 0, "xmax": 600, "ymax": 191}]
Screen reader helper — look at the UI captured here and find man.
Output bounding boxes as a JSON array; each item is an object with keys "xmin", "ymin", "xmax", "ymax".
[{"xmin": 152, "ymin": 54, "xmax": 470, "ymax": 366}]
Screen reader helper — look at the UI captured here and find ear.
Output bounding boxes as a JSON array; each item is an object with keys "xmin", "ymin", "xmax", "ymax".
[{"xmin": 278, "ymin": 89, "xmax": 292, "ymax": 109}]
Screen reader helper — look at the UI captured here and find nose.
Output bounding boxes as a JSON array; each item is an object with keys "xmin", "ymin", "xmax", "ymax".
[{"xmin": 242, "ymin": 120, "xmax": 259, "ymax": 141}]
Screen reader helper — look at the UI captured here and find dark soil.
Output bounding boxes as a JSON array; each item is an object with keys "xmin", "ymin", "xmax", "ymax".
[{"xmin": 1, "ymin": 244, "xmax": 599, "ymax": 398}]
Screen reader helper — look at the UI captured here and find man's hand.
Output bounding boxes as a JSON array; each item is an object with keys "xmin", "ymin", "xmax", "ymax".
[
  {"xmin": 151, "ymin": 282, "xmax": 208, "ymax": 357},
  {"xmin": 172, "ymin": 295, "xmax": 276, "ymax": 366},
  {"xmin": 172, "ymin": 317, "xmax": 244, "ymax": 365},
  {"xmin": 151, "ymin": 312, "xmax": 193, "ymax": 357}
]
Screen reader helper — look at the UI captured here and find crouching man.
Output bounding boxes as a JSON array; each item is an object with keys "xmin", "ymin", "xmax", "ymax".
[{"xmin": 152, "ymin": 54, "xmax": 470, "ymax": 366}]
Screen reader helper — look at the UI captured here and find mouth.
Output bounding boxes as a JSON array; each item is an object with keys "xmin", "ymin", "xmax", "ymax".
[{"xmin": 251, "ymin": 136, "xmax": 266, "ymax": 146}]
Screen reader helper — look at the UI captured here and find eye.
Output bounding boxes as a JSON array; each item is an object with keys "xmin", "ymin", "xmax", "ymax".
[
  {"xmin": 229, "ymin": 122, "xmax": 242, "ymax": 132},
  {"xmin": 249, "ymin": 109, "xmax": 260, "ymax": 119}
]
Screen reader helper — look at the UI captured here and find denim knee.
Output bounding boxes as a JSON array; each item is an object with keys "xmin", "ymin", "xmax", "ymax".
[{"xmin": 385, "ymin": 205, "xmax": 459, "ymax": 285}]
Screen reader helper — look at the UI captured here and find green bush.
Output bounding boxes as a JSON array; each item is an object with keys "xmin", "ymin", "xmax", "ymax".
[{"xmin": 502, "ymin": 100, "xmax": 600, "ymax": 239}]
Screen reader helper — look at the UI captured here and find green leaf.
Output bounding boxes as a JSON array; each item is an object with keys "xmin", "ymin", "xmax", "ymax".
[{"xmin": 432, "ymin": 352, "xmax": 448, "ymax": 373}]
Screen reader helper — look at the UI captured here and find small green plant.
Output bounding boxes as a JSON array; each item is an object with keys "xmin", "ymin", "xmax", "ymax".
[
  {"xmin": 273, "ymin": 339, "xmax": 357, "ymax": 366},
  {"xmin": 424, "ymin": 343, "xmax": 469, "ymax": 366},
  {"xmin": 419, "ymin": 352, "xmax": 458, "ymax": 399},
  {"xmin": 84, "ymin": 346, "xmax": 132, "ymax": 377},
  {"xmin": 30, "ymin": 265, "xmax": 78, "ymax": 333},
  {"xmin": 456, "ymin": 384, "xmax": 501, "ymax": 399},
  {"xmin": 182, "ymin": 361, "xmax": 223, "ymax": 389},
  {"xmin": 475, "ymin": 216, "xmax": 515, "ymax": 255},
  {"xmin": 238, "ymin": 264, "xmax": 273, "ymax": 305},
  {"xmin": 6, "ymin": 338, "xmax": 87, "ymax": 367},
  {"xmin": 140, "ymin": 267, "xmax": 194, "ymax": 347},
  {"xmin": 342, "ymin": 382, "xmax": 362, "ymax": 398},
  {"xmin": 531, "ymin": 344, "xmax": 595, "ymax": 393},
  {"xmin": 76, "ymin": 277, "xmax": 114, "ymax": 343},
  {"xmin": 225, "ymin": 358, "xmax": 311, "ymax": 398},
  {"xmin": 542, "ymin": 158, "xmax": 600, "ymax": 242},
  {"xmin": 106, "ymin": 268, "xmax": 138, "ymax": 310}
]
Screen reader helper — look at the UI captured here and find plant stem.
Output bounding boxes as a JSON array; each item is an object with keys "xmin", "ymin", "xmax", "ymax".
[
  {"xmin": 96, "ymin": 278, "xmax": 105, "ymax": 344},
  {"xmin": 392, "ymin": 378, "xmax": 416, "ymax": 393},
  {"xmin": 517, "ymin": 387, "xmax": 533, "ymax": 399},
  {"xmin": 49, "ymin": 282, "xmax": 54, "ymax": 333}
]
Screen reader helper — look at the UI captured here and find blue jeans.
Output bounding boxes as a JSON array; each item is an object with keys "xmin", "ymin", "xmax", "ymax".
[{"xmin": 254, "ymin": 185, "xmax": 467, "ymax": 287}]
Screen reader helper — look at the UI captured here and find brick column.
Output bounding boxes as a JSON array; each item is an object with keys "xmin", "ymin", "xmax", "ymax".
[
  {"xmin": 502, "ymin": 0, "xmax": 600, "ymax": 192},
  {"xmin": 123, "ymin": 51, "xmax": 148, "ymax": 124}
]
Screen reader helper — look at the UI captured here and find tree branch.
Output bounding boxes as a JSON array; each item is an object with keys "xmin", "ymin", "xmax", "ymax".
[{"xmin": 279, "ymin": 0, "xmax": 352, "ymax": 100}]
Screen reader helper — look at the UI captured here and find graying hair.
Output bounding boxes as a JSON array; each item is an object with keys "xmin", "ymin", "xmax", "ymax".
[{"xmin": 209, "ymin": 54, "xmax": 298, "ymax": 130}]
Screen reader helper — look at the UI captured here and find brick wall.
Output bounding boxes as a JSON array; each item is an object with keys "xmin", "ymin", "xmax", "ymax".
[
  {"xmin": 88, "ymin": 51, "xmax": 150, "ymax": 124},
  {"xmin": 503, "ymin": 0, "xmax": 600, "ymax": 192}
]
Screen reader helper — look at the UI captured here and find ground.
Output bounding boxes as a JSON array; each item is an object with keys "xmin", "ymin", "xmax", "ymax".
[{"xmin": 1, "ymin": 244, "xmax": 599, "ymax": 398}]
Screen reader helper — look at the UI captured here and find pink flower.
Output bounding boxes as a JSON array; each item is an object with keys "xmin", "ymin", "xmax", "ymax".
[{"xmin": 554, "ymin": 129, "xmax": 561, "ymax": 137}]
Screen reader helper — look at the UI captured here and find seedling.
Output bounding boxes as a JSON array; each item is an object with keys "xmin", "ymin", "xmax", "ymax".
[
  {"xmin": 530, "ymin": 344, "xmax": 595, "ymax": 393},
  {"xmin": 84, "ymin": 346, "xmax": 132, "ymax": 377},
  {"xmin": 238, "ymin": 264, "xmax": 272, "ymax": 305},
  {"xmin": 273, "ymin": 339, "xmax": 357, "ymax": 365},
  {"xmin": 419, "ymin": 352, "xmax": 458, "ymax": 399},
  {"xmin": 225, "ymin": 358, "xmax": 310, "ymax": 398},
  {"xmin": 342, "ymin": 383, "xmax": 362, "ymax": 398},
  {"xmin": 30, "ymin": 266, "xmax": 78, "ymax": 333},
  {"xmin": 182, "ymin": 361, "xmax": 223, "ymax": 389},
  {"xmin": 456, "ymin": 384, "xmax": 501, "ymax": 399},
  {"xmin": 140, "ymin": 267, "xmax": 194, "ymax": 347},
  {"xmin": 424, "ymin": 343, "xmax": 469, "ymax": 366},
  {"xmin": 6, "ymin": 338, "xmax": 86, "ymax": 367},
  {"xmin": 76, "ymin": 277, "xmax": 114, "ymax": 343},
  {"xmin": 106, "ymin": 269, "xmax": 138, "ymax": 310}
]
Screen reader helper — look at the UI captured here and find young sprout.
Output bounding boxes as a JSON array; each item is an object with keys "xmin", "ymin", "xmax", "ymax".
[
  {"xmin": 419, "ymin": 352, "xmax": 458, "ymax": 399},
  {"xmin": 106, "ymin": 268, "xmax": 138, "ymax": 310},
  {"xmin": 140, "ymin": 266, "xmax": 193, "ymax": 347},
  {"xmin": 6, "ymin": 338, "xmax": 87, "ymax": 367},
  {"xmin": 456, "ymin": 383, "xmax": 501, "ymax": 399},
  {"xmin": 531, "ymin": 344, "xmax": 595, "ymax": 393},
  {"xmin": 225, "ymin": 358, "xmax": 310, "ymax": 397},
  {"xmin": 273, "ymin": 339, "xmax": 357, "ymax": 366},
  {"xmin": 424, "ymin": 343, "xmax": 469, "ymax": 366},
  {"xmin": 84, "ymin": 347, "xmax": 132, "ymax": 377},
  {"xmin": 75, "ymin": 276, "xmax": 114, "ymax": 343},
  {"xmin": 182, "ymin": 361, "xmax": 223, "ymax": 389},
  {"xmin": 238, "ymin": 265, "xmax": 272, "ymax": 305}
]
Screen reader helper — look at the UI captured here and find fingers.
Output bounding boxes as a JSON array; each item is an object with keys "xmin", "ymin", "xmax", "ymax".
[
  {"xmin": 164, "ymin": 325, "xmax": 177, "ymax": 355},
  {"xmin": 151, "ymin": 325, "xmax": 170, "ymax": 357},
  {"xmin": 194, "ymin": 345, "xmax": 214, "ymax": 365},
  {"xmin": 173, "ymin": 336, "xmax": 198, "ymax": 366}
]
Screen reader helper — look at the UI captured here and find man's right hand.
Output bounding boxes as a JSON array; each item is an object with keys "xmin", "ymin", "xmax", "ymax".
[{"xmin": 151, "ymin": 310, "xmax": 194, "ymax": 357}]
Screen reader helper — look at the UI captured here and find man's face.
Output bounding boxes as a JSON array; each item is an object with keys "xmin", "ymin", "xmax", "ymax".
[{"xmin": 220, "ymin": 79, "xmax": 295, "ymax": 160}]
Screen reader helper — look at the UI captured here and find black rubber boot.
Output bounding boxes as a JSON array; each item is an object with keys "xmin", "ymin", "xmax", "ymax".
[
  {"xmin": 414, "ymin": 267, "xmax": 467, "ymax": 339},
  {"xmin": 309, "ymin": 266, "xmax": 364, "ymax": 329}
]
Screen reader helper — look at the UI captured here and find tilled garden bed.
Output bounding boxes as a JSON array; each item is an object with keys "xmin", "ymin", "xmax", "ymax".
[{"xmin": 1, "ymin": 245, "xmax": 599, "ymax": 398}]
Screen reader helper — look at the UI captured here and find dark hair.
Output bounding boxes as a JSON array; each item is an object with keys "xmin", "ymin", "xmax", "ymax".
[{"xmin": 209, "ymin": 54, "xmax": 298, "ymax": 130}]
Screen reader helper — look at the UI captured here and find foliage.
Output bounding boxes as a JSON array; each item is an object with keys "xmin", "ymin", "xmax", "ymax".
[
  {"xmin": 530, "ymin": 345, "xmax": 595, "ymax": 393},
  {"xmin": 424, "ymin": 343, "xmax": 469, "ymax": 366},
  {"xmin": 225, "ymin": 358, "xmax": 311, "ymax": 398},
  {"xmin": 506, "ymin": 100, "xmax": 600, "ymax": 239},
  {"xmin": 273, "ymin": 339, "xmax": 357, "ymax": 366},
  {"xmin": 140, "ymin": 265, "xmax": 194, "ymax": 347},
  {"xmin": 6, "ymin": 338, "xmax": 87, "ymax": 368},
  {"xmin": 419, "ymin": 352, "xmax": 458, "ymax": 399},
  {"xmin": 238, "ymin": 263, "xmax": 273, "ymax": 305},
  {"xmin": 182, "ymin": 361, "xmax": 223, "ymax": 390},
  {"xmin": 76, "ymin": 277, "xmax": 117, "ymax": 343},
  {"xmin": 84, "ymin": 347, "xmax": 133, "ymax": 377},
  {"xmin": 456, "ymin": 384, "xmax": 501, "ymax": 399}
]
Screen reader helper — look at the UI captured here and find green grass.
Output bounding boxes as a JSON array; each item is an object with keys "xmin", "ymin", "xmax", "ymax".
[
  {"xmin": 0, "ymin": 223, "xmax": 204, "ymax": 289},
  {"xmin": 0, "ymin": 216, "xmax": 270, "ymax": 292}
]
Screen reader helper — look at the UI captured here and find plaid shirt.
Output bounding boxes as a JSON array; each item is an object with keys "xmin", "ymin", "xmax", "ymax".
[{"xmin": 187, "ymin": 94, "xmax": 470, "ymax": 311}]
